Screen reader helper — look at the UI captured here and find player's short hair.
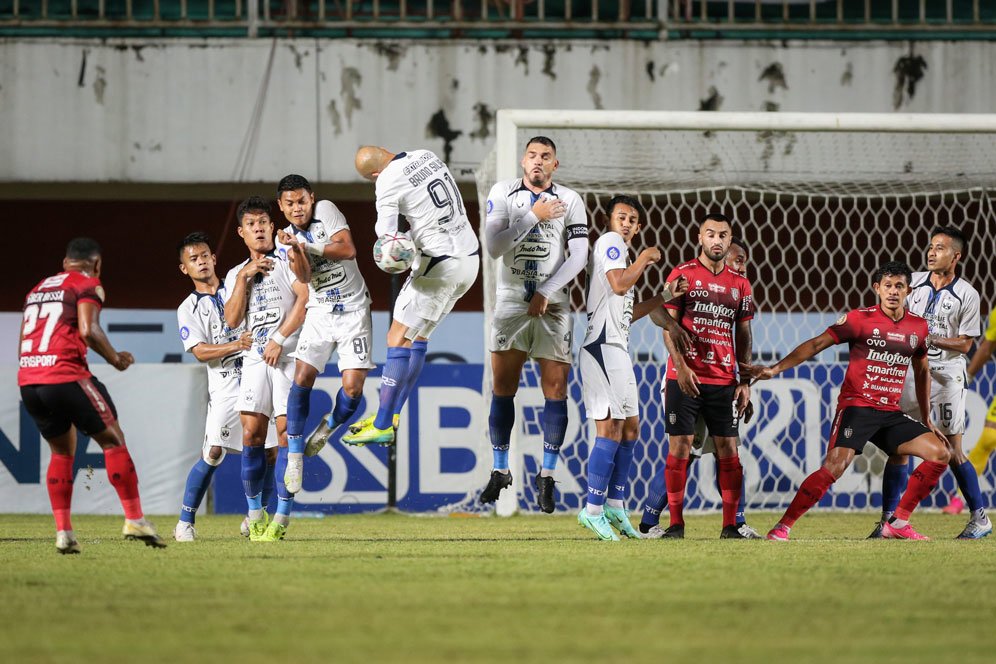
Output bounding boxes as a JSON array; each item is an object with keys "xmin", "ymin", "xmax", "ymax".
[
  {"xmin": 66, "ymin": 237, "xmax": 101, "ymax": 261},
  {"xmin": 699, "ymin": 211, "xmax": 732, "ymax": 228},
  {"xmin": 524, "ymin": 136, "xmax": 557, "ymax": 154},
  {"xmin": 931, "ymin": 226, "xmax": 967, "ymax": 253},
  {"xmin": 176, "ymin": 231, "xmax": 213, "ymax": 260},
  {"xmin": 731, "ymin": 237, "xmax": 749, "ymax": 256},
  {"xmin": 277, "ymin": 174, "xmax": 313, "ymax": 195},
  {"xmin": 872, "ymin": 261, "xmax": 913, "ymax": 285},
  {"xmin": 236, "ymin": 196, "xmax": 272, "ymax": 225},
  {"xmin": 606, "ymin": 195, "xmax": 644, "ymax": 222}
]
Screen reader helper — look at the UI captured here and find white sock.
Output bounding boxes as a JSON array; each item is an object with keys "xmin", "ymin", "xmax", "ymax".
[
  {"xmin": 494, "ymin": 468, "xmax": 510, "ymax": 475},
  {"xmin": 273, "ymin": 514, "xmax": 290, "ymax": 527},
  {"xmin": 586, "ymin": 503, "xmax": 603, "ymax": 516},
  {"xmin": 248, "ymin": 508, "xmax": 264, "ymax": 522},
  {"xmin": 540, "ymin": 469, "xmax": 555, "ymax": 478},
  {"xmin": 606, "ymin": 499, "xmax": 624, "ymax": 509}
]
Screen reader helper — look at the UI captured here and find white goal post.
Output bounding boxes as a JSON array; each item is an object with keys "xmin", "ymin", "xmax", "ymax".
[{"xmin": 468, "ymin": 110, "xmax": 996, "ymax": 518}]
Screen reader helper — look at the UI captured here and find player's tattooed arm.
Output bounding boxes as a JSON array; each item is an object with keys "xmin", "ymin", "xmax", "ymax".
[
  {"xmin": 190, "ymin": 333, "xmax": 252, "ymax": 363},
  {"xmin": 925, "ymin": 333, "xmax": 974, "ymax": 356},
  {"xmin": 741, "ymin": 330, "xmax": 836, "ymax": 382},
  {"xmin": 649, "ymin": 303, "xmax": 692, "ymax": 355},
  {"xmin": 734, "ymin": 319, "xmax": 753, "ymax": 415},
  {"xmin": 78, "ymin": 301, "xmax": 133, "ymax": 371},
  {"xmin": 659, "ymin": 310, "xmax": 699, "ymax": 396}
]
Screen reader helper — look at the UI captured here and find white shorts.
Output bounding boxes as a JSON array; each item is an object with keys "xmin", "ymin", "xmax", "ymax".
[
  {"xmin": 240, "ymin": 356, "xmax": 295, "ymax": 418},
  {"xmin": 490, "ymin": 304, "xmax": 572, "ymax": 364},
  {"xmin": 394, "ymin": 254, "xmax": 479, "ymax": 339},
  {"xmin": 580, "ymin": 343, "xmax": 638, "ymax": 420},
  {"xmin": 204, "ymin": 391, "xmax": 277, "ymax": 452},
  {"xmin": 900, "ymin": 364, "xmax": 967, "ymax": 435},
  {"xmin": 290, "ymin": 308, "xmax": 375, "ymax": 372}
]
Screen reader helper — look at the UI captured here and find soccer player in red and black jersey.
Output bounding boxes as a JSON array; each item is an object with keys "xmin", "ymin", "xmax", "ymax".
[
  {"xmin": 18, "ymin": 238, "xmax": 165, "ymax": 553},
  {"xmin": 743, "ymin": 261, "xmax": 951, "ymax": 541},
  {"xmin": 657, "ymin": 213, "xmax": 755, "ymax": 539}
]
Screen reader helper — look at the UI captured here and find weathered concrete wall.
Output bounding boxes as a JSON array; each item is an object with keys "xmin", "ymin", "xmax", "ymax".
[{"xmin": 1, "ymin": 38, "xmax": 992, "ymax": 183}]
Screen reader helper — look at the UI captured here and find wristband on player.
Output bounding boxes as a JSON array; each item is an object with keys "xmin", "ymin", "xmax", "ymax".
[
  {"xmin": 270, "ymin": 331, "xmax": 287, "ymax": 347},
  {"xmin": 303, "ymin": 242, "xmax": 324, "ymax": 257}
]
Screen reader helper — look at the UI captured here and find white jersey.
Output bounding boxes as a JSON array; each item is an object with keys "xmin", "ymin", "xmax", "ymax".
[
  {"xmin": 374, "ymin": 149, "xmax": 479, "ymax": 258},
  {"xmin": 224, "ymin": 252, "xmax": 300, "ymax": 359},
  {"xmin": 486, "ymin": 178, "xmax": 588, "ymax": 308},
  {"xmin": 276, "ymin": 200, "xmax": 370, "ymax": 313},
  {"xmin": 176, "ymin": 287, "xmax": 243, "ymax": 397},
  {"xmin": 583, "ymin": 232, "xmax": 634, "ymax": 349},
  {"xmin": 905, "ymin": 271, "xmax": 982, "ymax": 367}
]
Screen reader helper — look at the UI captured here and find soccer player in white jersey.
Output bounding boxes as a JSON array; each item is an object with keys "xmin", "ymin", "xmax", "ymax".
[
  {"xmin": 577, "ymin": 196, "xmax": 688, "ymax": 540},
  {"xmin": 342, "ymin": 146, "xmax": 480, "ymax": 446},
  {"xmin": 172, "ymin": 233, "xmax": 255, "ymax": 541},
  {"xmin": 224, "ymin": 197, "xmax": 309, "ymax": 542},
  {"xmin": 479, "ymin": 136, "xmax": 589, "ymax": 513},
  {"xmin": 873, "ymin": 227, "xmax": 990, "ymax": 539},
  {"xmin": 269, "ymin": 174, "xmax": 374, "ymax": 496}
]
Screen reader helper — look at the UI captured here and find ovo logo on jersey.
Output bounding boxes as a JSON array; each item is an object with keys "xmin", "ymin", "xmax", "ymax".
[
  {"xmin": 689, "ymin": 289, "xmax": 710, "ymax": 298},
  {"xmin": 866, "ymin": 338, "xmax": 887, "ymax": 347}
]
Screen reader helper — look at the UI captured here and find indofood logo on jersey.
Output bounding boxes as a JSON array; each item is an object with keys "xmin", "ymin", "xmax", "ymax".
[
  {"xmin": 691, "ymin": 301, "xmax": 736, "ymax": 318},
  {"xmin": 866, "ymin": 349, "xmax": 908, "ymax": 366}
]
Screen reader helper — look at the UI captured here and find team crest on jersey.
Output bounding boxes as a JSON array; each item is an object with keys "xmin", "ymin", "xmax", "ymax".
[
  {"xmin": 730, "ymin": 288, "xmax": 739, "ymax": 301},
  {"xmin": 835, "ymin": 314, "xmax": 847, "ymax": 325},
  {"xmin": 496, "ymin": 333, "xmax": 508, "ymax": 347},
  {"xmin": 668, "ymin": 413, "xmax": 677, "ymax": 424},
  {"xmin": 243, "ymin": 389, "xmax": 255, "ymax": 403},
  {"xmin": 843, "ymin": 427, "xmax": 853, "ymax": 439},
  {"xmin": 180, "ymin": 326, "xmax": 190, "ymax": 340},
  {"xmin": 220, "ymin": 427, "xmax": 231, "ymax": 441},
  {"xmin": 607, "ymin": 246, "xmax": 620, "ymax": 260},
  {"xmin": 314, "ymin": 225, "xmax": 328, "ymax": 242},
  {"xmin": 909, "ymin": 334, "xmax": 919, "ymax": 348},
  {"xmin": 941, "ymin": 299, "xmax": 954, "ymax": 312}
]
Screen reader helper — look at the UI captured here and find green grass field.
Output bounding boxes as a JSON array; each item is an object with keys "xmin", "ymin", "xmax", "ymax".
[{"xmin": 2, "ymin": 512, "xmax": 995, "ymax": 663}]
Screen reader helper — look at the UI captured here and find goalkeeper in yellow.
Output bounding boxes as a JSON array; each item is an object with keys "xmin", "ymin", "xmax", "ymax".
[{"xmin": 947, "ymin": 307, "xmax": 996, "ymax": 514}]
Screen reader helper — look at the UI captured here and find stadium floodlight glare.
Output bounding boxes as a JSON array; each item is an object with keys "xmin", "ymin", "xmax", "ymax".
[{"xmin": 467, "ymin": 110, "xmax": 996, "ymax": 517}]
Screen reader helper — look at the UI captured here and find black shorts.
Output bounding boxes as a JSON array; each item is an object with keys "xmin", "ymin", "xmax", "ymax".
[
  {"xmin": 664, "ymin": 380, "xmax": 739, "ymax": 438},
  {"xmin": 828, "ymin": 406, "xmax": 931, "ymax": 456},
  {"xmin": 20, "ymin": 377, "xmax": 118, "ymax": 439}
]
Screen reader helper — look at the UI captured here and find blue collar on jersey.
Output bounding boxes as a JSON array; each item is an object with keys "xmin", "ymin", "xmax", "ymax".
[
  {"xmin": 392, "ymin": 152, "xmax": 407, "ymax": 161},
  {"xmin": 191, "ymin": 289, "xmax": 225, "ymax": 314}
]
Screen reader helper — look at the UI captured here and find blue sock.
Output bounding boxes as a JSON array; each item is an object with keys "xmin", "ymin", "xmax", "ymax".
[
  {"xmin": 489, "ymin": 395, "xmax": 515, "ymax": 470},
  {"xmin": 287, "ymin": 382, "xmax": 311, "ymax": 454},
  {"xmin": 541, "ymin": 399, "xmax": 568, "ymax": 472},
  {"xmin": 607, "ymin": 439, "xmax": 636, "ymax": 502},
  {"xmin": 241, "ymin": 446, "xmax": 266, "ymax": 511},
  {"xmin": 179, "ymin": 459, "xmax": 217, "ymax": 524},
  {"xmin": 643, "ymin": 470, "xmax": 667, "ymax": 526},
  {"xmin": 395, "ymin": 339, "xmax": 428, "ymax": 417},
  {"xmin": 736, "ymin": 475, "xmax": 747, "ymax": 526},
  {"xmin": 331, "ymin": 387, "xmax": 362, "ymax": 426},
  {"xmin": 586, "ymin": 437, "xmax": 617, "ymax": 508},
  {"xmin": 261, "ymin": 461, "xmax": 276, "ymax": 512},
  {"xmin": 882, "ymin": 460, "xmax": 909, "ymax": 518},
  {"xmin": 276, "ymin": 447, "xmax": 294, "ymax": 521},
  {"xmin": 374, "ymin": 347, "xmax": 411, "ymax": 430},
  {"xmin": 953, "ymin": 460, "xmax": 984, "ymax": 512}
]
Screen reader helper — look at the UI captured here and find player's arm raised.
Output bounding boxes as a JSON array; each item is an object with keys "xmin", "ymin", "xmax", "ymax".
[
  {"xmin": 262, "ymin": 280, "xmax": 308, "ymax": 367},
  {"xmin": 637, "ymin": 274, "xmax": 688, "ymax": 325},
  {"xmin": 78, "ymin": 301, "xmax": 132, "ymax": 371},
  {"xmin": 308, "ymin": 200, "xmax": 357, "ymax": 261},
  {"xmin": 276, "ymin": 231, "xmax": 313, "ymax": 285},
  {"xmin": 741, "ymin": 331, "xmax": 836, "ymax": 381}
]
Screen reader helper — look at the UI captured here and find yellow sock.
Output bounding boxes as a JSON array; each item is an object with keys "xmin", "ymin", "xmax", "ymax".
[{"xmin": 968, "ymin": 427, "xmax": 996, "ymax": 477}]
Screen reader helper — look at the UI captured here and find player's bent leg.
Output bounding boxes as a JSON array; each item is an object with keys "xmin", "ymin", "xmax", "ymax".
[
  {"xmin": 344, "ymin": 322, "xmax": 411, "ymax": 447},
  {"xmin": 869, "ymin": 455, "xmax": 909, "ymax": 539},
  {"xmin": 306, "ymin": 369, "xmax": 368, "ymax": 456},
  {"xmin": 768, "ymin": 447, "xmax": 853, "ymax": 541},
  {"xmin": 883, "ymin": 434, "xmax": 950, "ymax": 540}
]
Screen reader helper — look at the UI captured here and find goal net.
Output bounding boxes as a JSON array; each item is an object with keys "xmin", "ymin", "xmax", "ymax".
[{"xmin": 460, "ymin": 111, "xmax": 996, "ymax": 516}]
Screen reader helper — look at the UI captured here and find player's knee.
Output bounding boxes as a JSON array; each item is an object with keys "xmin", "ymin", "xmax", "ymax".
[
  {"xmin": 341, "ymin": 371, "xmax": 366, "ymax": 398},
  {"xmin": 930, "ymin": 440, "xmax": 951, "ymax": 465},
  {"xmin": 621, "ymin": 418, "xmax": 639, "ymax": 441},
  {"xmin": 203, "ymin": 446, "xmax": 226, "ymax": 466},
  {"xmin": 540, "ymin": 379, "xmax": 567, "ymax": 401},
  {"xmin": 294, "ymin": 362, "xmax": 318, "ymax": 388},
  {"xmin": 668, "ymin": 437, "xmax": 692, "ymax": 457}
]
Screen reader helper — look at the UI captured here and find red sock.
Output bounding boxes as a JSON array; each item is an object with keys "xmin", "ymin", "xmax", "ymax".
[
  {"xmin": 780, "ymin": 467, "xmax": 835, "ymax": 528},
  {"xmin": 717, "ymin": 456, "xmax": 744, "ymax": 528},
  {"xmin": 104, "ymin": 446, "xmax": 143, "ymax": 520},
  {"xmin": 47, "ymin": 453, "xmax": 75, "ymax": 531},
  {"xmin": 665, "ymin": 454, "xmax": 689, "ymax": 527},
  {"xmin": 894, "ymin": 460, "xmax": 946, "ymax": 521}
]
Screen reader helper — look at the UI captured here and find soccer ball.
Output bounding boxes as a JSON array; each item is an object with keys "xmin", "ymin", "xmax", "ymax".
[{"xmin": 373, "ymin": 233, "xmax": 416, "ymax": 274}]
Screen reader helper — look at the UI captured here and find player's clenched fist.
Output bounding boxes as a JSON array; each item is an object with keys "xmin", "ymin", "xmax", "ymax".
[
  {"xmin": 668, "ymin": 275, "xmax": 689, "ymax": 299},
  {"xmin": 531, "ymin": 196, "xmax": 567, "ymax": 221},
  {"xmin": 275, "ymin": 229, "xmax": 297, "ymax": 246},
  {"xmin": 240, "ymin": 257, "xmax": 274, "ymax": 281},
  {"xmin": 638, "ymin": 247, "xmax": 662, "ymax": 264},
  {"xmin": 262, "ymin": 339, "xmax": 283, "ymax": 367},
  {"xmin": 236, "ymin": 332, "xmax": 252, "ymax": 351},
  {"xmin": 112, "ymin": 351, "xmax": 134, "ymax": 371}
]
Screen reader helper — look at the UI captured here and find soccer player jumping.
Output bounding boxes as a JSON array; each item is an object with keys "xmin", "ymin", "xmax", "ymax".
[
  {"xmin": 744, "ymin": 262, "xmax": 951, "ymax": 541},
  {"xmin": 18, "ymin": 238, "xmax": 165, "ymax": 553}
]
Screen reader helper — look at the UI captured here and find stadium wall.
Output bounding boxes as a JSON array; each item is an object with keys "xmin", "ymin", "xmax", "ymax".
[{"xmin": 2, "ymin": 39, "xmax": 995, "ymax": 184}]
